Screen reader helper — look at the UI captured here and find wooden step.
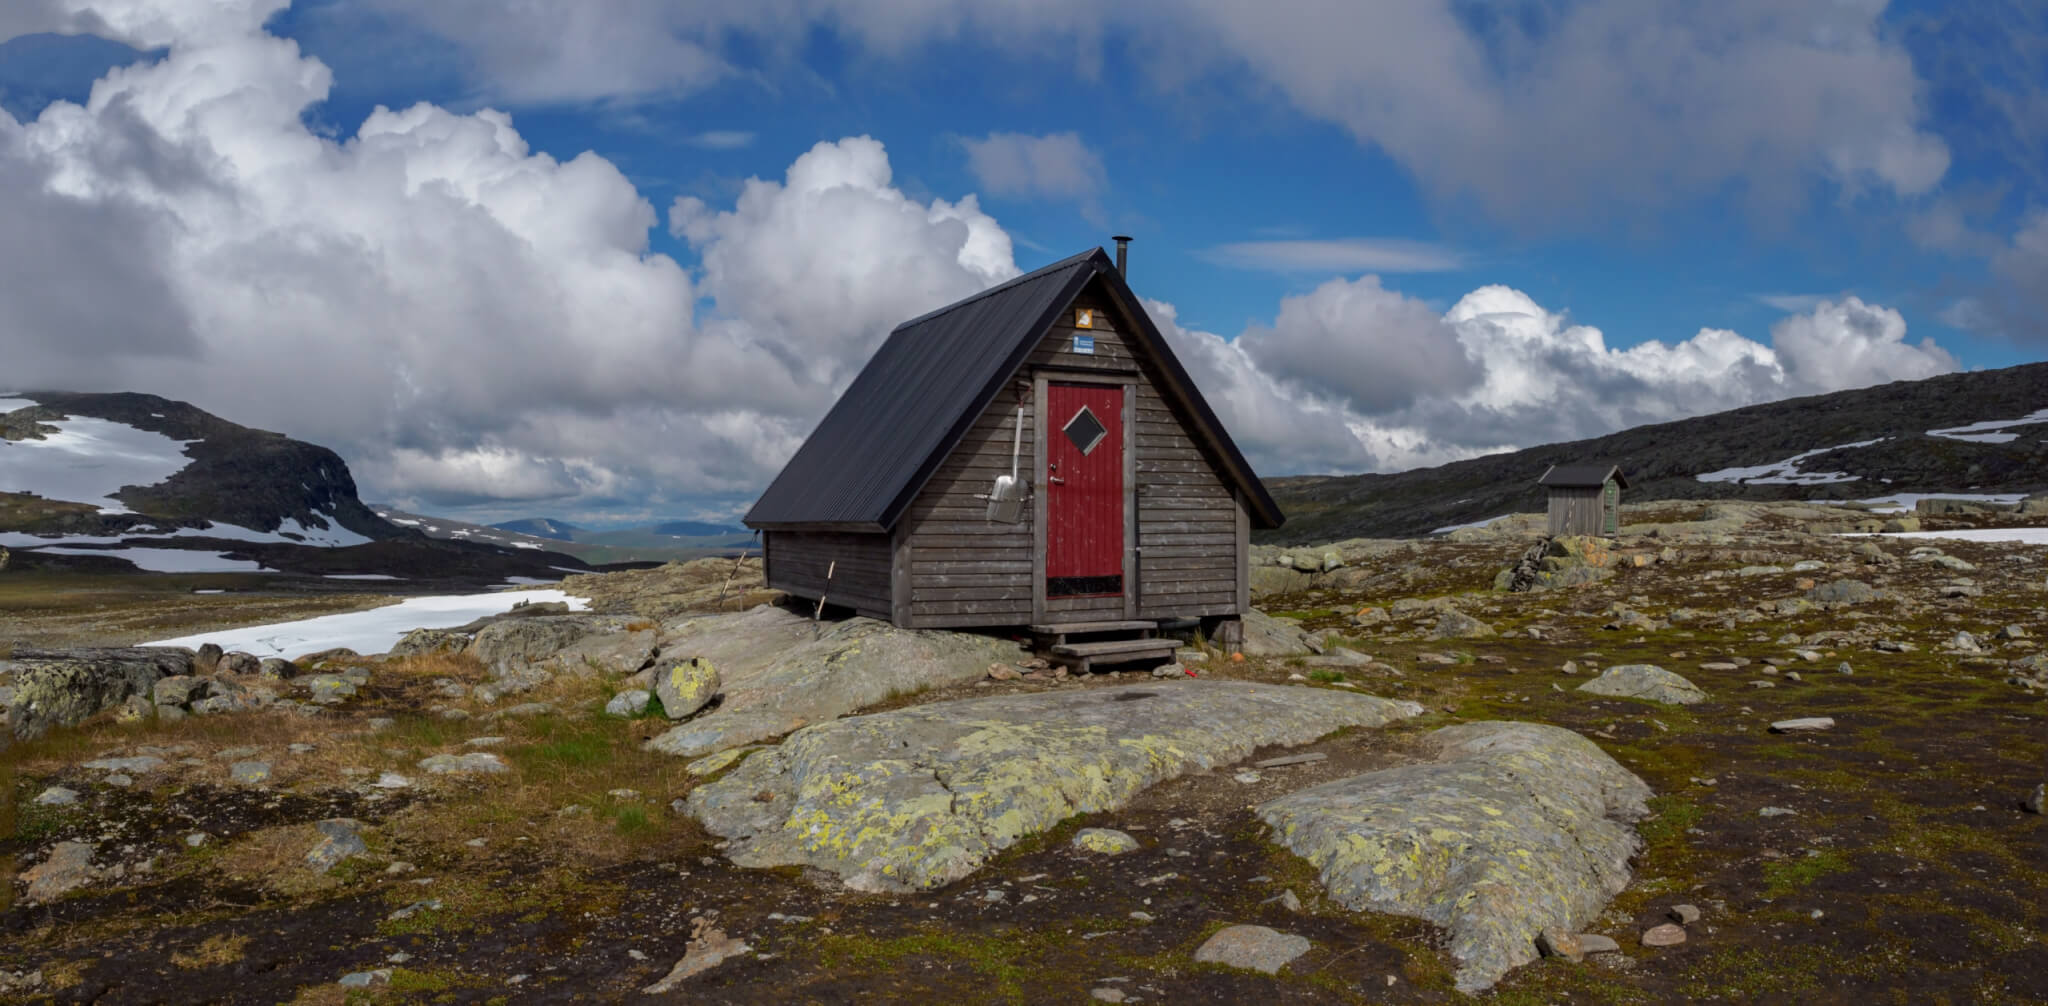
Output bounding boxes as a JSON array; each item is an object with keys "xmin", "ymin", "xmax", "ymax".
[
  {"xmin": 1048, "ymin": 638, "xmax": 1179, "ymax": 674},
  {"xmin": 1027, "ymin": 620, "xmax": 1156, "ymax": 635}
]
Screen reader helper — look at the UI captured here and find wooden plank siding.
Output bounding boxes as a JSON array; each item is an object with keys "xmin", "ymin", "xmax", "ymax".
[
  {"xmin": 1545, "ymin": 486, "xmax": 1605, "ymax": 537},
  {"xmin": 890, "ymin": 279, "xmax": 1247, "ymax": 628},
  {"xmin": 901, "ymin": 378, "xmax": 1038, "ymax": 627},
  {"xmin": 762, "ymin": 529, "xmax": 894, "ymax": 619}
]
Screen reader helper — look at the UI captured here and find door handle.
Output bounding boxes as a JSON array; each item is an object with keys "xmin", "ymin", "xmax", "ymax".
[{"xmin": 1049, "ymin": 476, "xmax": 1066, "ymax": 484}]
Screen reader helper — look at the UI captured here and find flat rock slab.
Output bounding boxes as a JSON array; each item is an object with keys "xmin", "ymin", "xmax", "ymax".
[
  {"xmin": 689, "ymin": 681, "xmax": 1423, "ymax": 892},
  {"xmin": 1193, "ymin": 925, "xmax": 1311, "ymax": 974},
  {"xmin": 646, "ymin": 607, "xmax": 1027, "ymax": 758},
  {"xmin": 1257, "ymin": 721, "xmax": 1652, "ymax": 994},
  {"xmin": 1577, "ymin": 664, "xmax": 1706, "ymax": 705}
]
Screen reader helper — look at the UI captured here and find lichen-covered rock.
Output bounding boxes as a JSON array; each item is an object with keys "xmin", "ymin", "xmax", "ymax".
[
  {"xmin": 419, "ymin": 752, "xmax": 507, "ymax": 774},
  {"xmin": 1576, "ymin": 664, "xmax": 1707, "ymax": 705},
  {"xmin": 688, "ymin": 681, "xmax": 1422, "ymax": 892},
  {"xmin": 304, "ymin": 675, "xmax": 357, "ymax": 704},
  {"xmin": 21, "ymin": 841, "xmax": 96, "ymax": 902},
  {"xmin": 657, "ymin": 658, "xmax": 721, "ymax": 719},
  {"xmin": 1, "ymin": 646, "xmax": 193, "ymax": 744},
  {"xmin": 1257, "ymin": 721, "xmax": 1651, "ymax": 994},
  {"xmin": 645, "ymin": 606, "xmax": 1026, "ymax": 759},
  {"xmin": 1237, "ymin": 609, "xmax": 1320, "ymax": 657},
  {"xmin": 305, "ymin": 819, "xmax": 366, "ymax": 872},
  {"xmin": 1806, "ymin": 579, "xmax": 1877, "ymax": 605},
  {"xmin": 1072, "ymin": 828, "xmax": 1140, "ymax": 855},
  {"xmin": 467, "ymin": 616, "xmax": 605, "ymax": 675},
  {"xmin": 389, "ymin": 628, "xmax": 470, "ymax": 657},
  {"xmin": 1432, "ymin": 610, "xmax": 1495, "ymax": 640}
]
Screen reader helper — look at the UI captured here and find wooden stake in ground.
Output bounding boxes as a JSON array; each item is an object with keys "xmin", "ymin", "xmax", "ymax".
[
  {"xmin": 714, "ymin": 531, "xmax": 759, "ymax": 611},
  {"xmin": 813, "ymin": 560, "xmax": 836, "ymax": 628}
]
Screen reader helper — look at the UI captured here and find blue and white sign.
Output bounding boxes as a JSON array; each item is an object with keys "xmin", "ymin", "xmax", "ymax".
[{"xmin": 1072, "ymin": 334, "xmax": 1095, "ymax": 355}]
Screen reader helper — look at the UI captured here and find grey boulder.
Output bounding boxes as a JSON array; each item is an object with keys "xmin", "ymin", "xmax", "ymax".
[
  {"xmin": 689, "ymin": 681, "xmax": 1422, "ymax": 892},
  {"xmin": 1192, "ymin": 925, "xmax": 1310, "ymax": 974},
  {"xmin": 1257, "ymin": 721, "xmax": 1652, "ymax": 993},
  {"xmin": 1577, "ymin": 664, "xmax": 1707, "ymax": 705}
]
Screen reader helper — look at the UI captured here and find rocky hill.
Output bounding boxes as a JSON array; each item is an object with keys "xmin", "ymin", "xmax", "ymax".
[
  {"xmin": 0, "ymin": 392, "xmax": 598, "ymax": 585},
  {"xmin": 1262, "ymin": 361, "xmax": 2048, "ymax": 545}
]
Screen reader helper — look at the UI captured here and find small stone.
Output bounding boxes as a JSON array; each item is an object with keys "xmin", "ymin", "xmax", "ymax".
[
  {"xmin": 33, "ymin": 786, "xmax": 79, "ymax": 807},
  {"xmin": 1090, "ymin": 989, "xmax": 1127, "ymax": 1003},
  {"xmin": 1669, "ymin": 903, "xmax": 1702, "ymax": 925},
  {"xmin": 186, "ymin": 833, "xmax": 209, "ymax": 848},
  {"xmin": 367, "ymin": 717, "xmax": 396, "ymax": 731},
  {"xmin": 337, "ymin": 970, "xmax": 391, "ymax": 988},
  {"xmin": 83, "ymin": 755, "xmax": 165, "ymax": 774},
  {"xmin": 606, "ymin": 689, "xmax": 652, "ymax": 717},
  {"xmin": 1576, "ymin": 933, "xmax": 1621, "ymax": 954},
  {"xmin": 307, "ymin": 818, "xmax": 367, "ymax": 872},
  {"xmin": 987, "ymin": 663, "xmax": 1022, "ymax": 682},
  {"xmin": 21, "ymin": 841, "xmax": 96, "ymax": 902},
  {"xmin": 1253, "ymin": 752, "xmax": 1328, "ymax": 769},
  {"xmin": 419, "ymin": 752, "xmax": 508, "ymax": 775},
  {"xmin": 1759, "ymin": 806, "xmax": 1798, "ymax": 817},
  {"xmin": 1536, "ymin": 928, "xmax": 1583, "ymax": 962},
  {"xmin": 1770, "ymin": 717, "xmax": 1835, "ymax": 733},
  {"xmin": 1193, "ymin": 924, "xmax": 1311, "ymax": 974},
  {"xmin": 463, "ymin": 735, "xmax": 506, "ymax": 748},
  {"xmin": 1267, "ymin": 889, "xmax": 1304, "ymax": 913},
  {"xmin": 103, "ymin": 773, "xmax": 133, "ymax": 787},
  {"xmin": 305, "ymin": 674, "xmax": 358, "ymax": 704},
  {"xmin": 643, "ymin": 923, "xmax": 752, "ymax": 993},
  {"xmin": 1837, "ymin": 662, "xmax": 1854, "ymax": 675},
  {"xmin": 373, "ymin": 772, "xmax": 412, "ymax": 789},
  {"xmin": 2023, "ymin": 784, "xmax": 2044, "ymax": 815},
  {"xmin": 1072, "ymin": 828, "xmax": 1141, "ymax": 855},
  {"xmin": 1640, "ymin": 923, "xmax": 1687, "ymax": 947},
  {"xmin": 1234, "ymin": 770, "xmax": 1264, "ymax": 784}
]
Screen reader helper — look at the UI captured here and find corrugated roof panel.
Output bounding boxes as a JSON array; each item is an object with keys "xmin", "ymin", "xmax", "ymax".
[{"xmin": 1537, "ymin": 464, "xmax": 1627, "ymax": 488}]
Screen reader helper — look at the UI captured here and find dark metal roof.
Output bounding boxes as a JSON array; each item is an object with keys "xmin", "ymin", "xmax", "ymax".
[
  {"xmin": 1537, "ymin": 464, "xmax": 1629, "ymax": 489},
  {"xmin": 745, "ymin": 247, "xmax": 1285, "ymax": 531}
]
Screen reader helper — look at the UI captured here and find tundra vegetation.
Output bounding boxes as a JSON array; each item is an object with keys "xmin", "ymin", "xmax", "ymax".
[{"xmin": 1, "ymin": 502, "xmax": 2045, "ymax": 1003}]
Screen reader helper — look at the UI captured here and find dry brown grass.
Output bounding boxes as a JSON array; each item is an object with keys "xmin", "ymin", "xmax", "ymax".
[
  {"xmin": 212, "ymin": 823, "xmax": 354, "ymax": 897},
  {"xmin": 170, "ymin": 932, "xmax": 250, "ymax": 970}
]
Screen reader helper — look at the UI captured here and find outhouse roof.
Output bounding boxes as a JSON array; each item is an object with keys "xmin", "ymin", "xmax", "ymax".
[
  {"xmin": 1537, "ymin": 464, "xmax": 1630, "ymax": 489},
  {"xmin": 745, "ymin": 247, "xmax": 1285, "ymax": 531}
]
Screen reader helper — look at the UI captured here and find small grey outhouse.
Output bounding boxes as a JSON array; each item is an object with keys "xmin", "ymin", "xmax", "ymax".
[
  {"xmin": 1537, "ymin": 464, "xmax": 1628, "ymax": 537},
  {"xmin": 743, "ymin": 242, "xmax": 1283, "ymax": 649}
]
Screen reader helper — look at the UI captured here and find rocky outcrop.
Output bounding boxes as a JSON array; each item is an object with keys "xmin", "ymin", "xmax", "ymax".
[
  {"xmin": 1, "ymin": 647, "xmax": 193, "ymax": 745},
  {"xmin": 560, "ymin": 557, "xmax": 777, "ymax": 621},
  {"xmin": 1258, "ymin": 721, "xmax": 1651, "ymax": 993},
  {"xmin": 689, "ymin": 681, "xmax": 1424, "ymax": 892},
  {"xmin": 644, "ymin": 607, "xmax": 1026, "ymax": 759},
  {"xmin": 1577, "ymin": 665, "xmax": 1708, "ymax": 705}
]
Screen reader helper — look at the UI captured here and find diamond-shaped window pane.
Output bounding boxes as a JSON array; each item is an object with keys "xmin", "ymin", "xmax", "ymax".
[{"xmin": 1063, "ymin": 406, "xmax": 1108, "ymax": 455}]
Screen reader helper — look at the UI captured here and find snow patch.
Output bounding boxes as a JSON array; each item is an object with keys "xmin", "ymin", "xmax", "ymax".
[
  {"xmin": 277, "ymin": 516, "xmax": 372, "ymax": 547},
  {"xmin": 0, "ymin": 398, "xmax": 37, "ymax": 413},
  {"xmin": 500, "ymin": 575, "xmax": 557, "ymax": 585},
  {"xmin": 142, "ymin": 589, "xmax": 592, "ymax": 658},
  {"xmin": 1926, "ymin": 409, "xmax": 2048, "ymax": 445},
  {"xmin": 30, "ymin": 547, "xmax": 275, "ymax": 573},
  {"xmin": 1859, "ymin": 527, "xmax": 2048, "ymax": 545},
  {"xmin": 0, "ymin": 415, "xmax": 198, "ymax": 513},
  {"xmin": 1696, "ymin": 438, "xmax": 1886, "ymax": 486}
]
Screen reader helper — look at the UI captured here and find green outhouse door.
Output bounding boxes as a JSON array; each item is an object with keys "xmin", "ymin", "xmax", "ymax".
[{"xmin": 1602, "ymin": 479, "xmax": 1619, "ymax": 536}]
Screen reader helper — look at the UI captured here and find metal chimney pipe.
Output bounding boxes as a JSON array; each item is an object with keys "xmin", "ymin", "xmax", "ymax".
[{"xmin": 1112, "ymin": 235, "xmax": 1132, "ymax": 277}]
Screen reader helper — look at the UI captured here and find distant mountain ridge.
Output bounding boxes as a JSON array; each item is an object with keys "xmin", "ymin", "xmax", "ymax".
[
  {"xmin": 490, "ymin": 517, "xmax": 584, "ymax": 541},
  {"xmin": 1262, "ymin": 361, "xmax": 2048, "ymax": 544},
  {"xmin": 2, "ymin": 390, "xmax": 403, "ymax": 542}
]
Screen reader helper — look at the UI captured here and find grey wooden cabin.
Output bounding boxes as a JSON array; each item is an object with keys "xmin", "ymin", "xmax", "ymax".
[
  {"xmin": 1537, "ymin": 464, "xmax": 1628, "ymax": 537},
  {"xmin": 743, "ymin": 244, "xmax": 1284, "ymax": 636}
]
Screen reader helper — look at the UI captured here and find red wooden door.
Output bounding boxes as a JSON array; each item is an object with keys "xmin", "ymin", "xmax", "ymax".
[{"xmin": 1046, "ymin": 382, "xmax": 1124, "ymax": 598}]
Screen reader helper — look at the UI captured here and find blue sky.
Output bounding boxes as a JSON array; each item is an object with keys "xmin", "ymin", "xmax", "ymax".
[{"xmin": 0, "ymin": 1, "xmax": 2043, "ymax": 527}]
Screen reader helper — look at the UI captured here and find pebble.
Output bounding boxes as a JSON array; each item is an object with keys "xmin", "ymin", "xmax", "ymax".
[
  {"xmin": 307, "ymin": 819, "xmax": 367, "ymax": 873},
  {"xmin": 2024, "ymin": 784, "xmax": 2045, "ymax": 815},
  {"xmin": 1536, "ymin": 929, "xmax": 1583, "ymax": 961},
  {"xmin": 1748, "ymin": 680, "xmax": 1777, "ymax": 689},
  {"xmin": 1233, "ymin": 771, "xmax": 1264, "ymax": 784},
  {"xmin": 1640, "ymin": 923, "xmax": 1687, "ymax": 947},
  {"xmin": 337, "ymin": 970, "xmax": 391, "ymax": 988},
  {"xmin": 374, "ymin": 772, "xmax": 413, "ymax": 789},
  {"xmin": 103, "ymin": 773, "xmax": 134, "ymax": 788},
  {"xmin": 1253, "ymin": 752, "xmax": 1327, "ymax": 769},
  {"xmin": 186, "ymin": 833, "xmax": 209, "ymax": 848},
  {"xmin": 1669, "ymin": 903, "xmax": 1702, "ymax": 925},
  {"xmin": 1770, "ymin": 717, "xmax": 1835, "ymax": 733},
  {"xmin": 1759, "ymin": 806, "xmax": 1798, "ymax": 817},
  {"xmin": 84, "ymin": 756, "xmax": 165, "ymax": 774},
  {"xmin": 463, "ymin": 736, "xmax": 507, "ymax": 748},
  {"xmin": 288, "ymin": 743, "xmax": 315, "ymax": 754},
  {"xmin": 1837, "ymin": 662, "xmax": 1854, "ymax": 675},
  {"xmin": 1090, "ymin": 989, "xmax": 1126, "ymax": 1003}
]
